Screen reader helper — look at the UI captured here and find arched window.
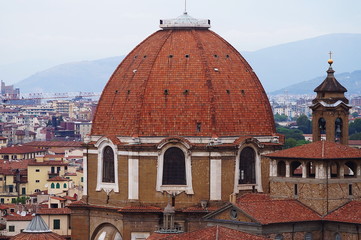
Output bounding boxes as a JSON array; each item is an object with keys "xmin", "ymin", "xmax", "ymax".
[
  {"xmin": 56, "ymin": 183, "xmax": 60, "ymax": 189},
  {"xmin": 92, "ymin": 223, "xmax": 123, "ymax": 240},
  {"xmin": 335, "ymin": 233, "xmax": 341, "ymax": 240},
  {"xmin": 335, "ymin": 118, "xmax": 342, "ymax": 142},
  {"xmin": 239, "ymin": 147, "xmax": 256, "ymax": 184},
  {"xmin": 330, "ymin": 162, "xmax": 339, "ymax": 178},
  {"xmin": 102, "ymin": 146, "xmax": 115, "ymax": 183},
  {"xmin": 344, "ymin": 161, "xmax": 356, "ymax": 178},
  {"xmin": 318, "ymin": 118, "xmax": 326, "ymax": 134},
  {"xmin": 307, "ymin": 162, "xmax": 315, "ymax": 178},
  {"xmin": 51, "ymin": 183, "xmax": 55, "ymax": 189},
  {"xmin": 63, "ymin": 183, "xmax": 67, "ymax": 188},
  {"xmin": 162, "ymin": 147, "xmax": 186, "ymax": 185},
  {"xmin": 291, "ymin": 161, "xmax": 302, "ymax": 177},
  {"xmin": 277, "ymin": 161, "xmax": 286, "ymax": 177}
]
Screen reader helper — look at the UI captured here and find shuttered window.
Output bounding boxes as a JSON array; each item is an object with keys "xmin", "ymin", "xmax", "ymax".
[{"xmin": 162, "ymin": 147, "xmax": 186, "ymax": 185}]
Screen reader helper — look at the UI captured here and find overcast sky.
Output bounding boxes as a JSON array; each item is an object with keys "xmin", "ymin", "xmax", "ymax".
[{"xmin": 1, "ymin": 0, "xmax": 361, "ymax": 83}]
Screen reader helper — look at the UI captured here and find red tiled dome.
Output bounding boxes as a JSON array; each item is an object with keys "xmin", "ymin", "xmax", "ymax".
[{"xmin": 92, "ymin": 18, "xmax": 275, "ymax": 137}]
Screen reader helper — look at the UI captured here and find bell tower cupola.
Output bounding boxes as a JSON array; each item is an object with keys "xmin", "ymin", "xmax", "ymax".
[{"xmin": 310, "ymin": 55, "xmax": 351, "ymax": 144}]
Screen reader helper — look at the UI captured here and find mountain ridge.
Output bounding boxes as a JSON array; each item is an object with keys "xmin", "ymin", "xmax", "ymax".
[{"xmin": 14, "ymin": 33, "xmax": 361, "ymax": 94}]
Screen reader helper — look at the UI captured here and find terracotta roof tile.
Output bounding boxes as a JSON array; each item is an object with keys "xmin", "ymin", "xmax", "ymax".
[
  {"xmin": 5, "ymin": 214, "xmax": 34, "ymax": 221},
  {"xmin": 11, "ymin": 232, "xmax": 65, "ymax": 240},
  {"xmin": 324, "ymin": 201, "xmax": 361, "ymax": 224},
  {"xmin": 36, "ymin": 207, "xmax": 71, "ymax": 215},
  {"xmin": 0, "ymin": 159, "xmax": 34, "ymax": 171},
  {"xmin": 48, "ymin": 176, "xmax": 70, "ymax": 181},
  {"xmin": 92, "ymin": 29, "xmax": 275, "ymax": 138},
  {"xmin": 265, "ymin": 141, "xmax": 361, "ymax": 160},
  {"xmin": 119, "ymin": 205, "xmax": 162, "ymax": 213},
  {"xmin": 182, "ymin": 206, "xmax": 219, "ymax": 213},
  {"xmin": 147, "ymin": 225, "xmax": 268, "ymax": 240},
  {"xmin": 28, "ymin": 161, "xmax": 68, "ymax": 166},
  {"xmin": 0, "ymin": 146, "xmax": 45, "ymax": 154},
  {"xmin": 235, "ymin": 194, "xmax": 321, "ymax": 224},
  {"xmin": 64, "ymin": 172, "xmax": 77, "ymax": 176},
  {"xmin": 63, "ymin": 196, "xmax": 77, "ymax": 201},
  {"xmin": 24, "ymin": 141, "xmax": 83, "ymax": 148},
  {"xmin": 50, "ymin": 196, "xmax": 67, "ymax": 201}
]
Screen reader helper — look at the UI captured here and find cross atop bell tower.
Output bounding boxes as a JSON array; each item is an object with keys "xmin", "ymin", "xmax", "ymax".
[{"xmin": 310, "ymin": 55, "xmax": 351, "ymax": 145}]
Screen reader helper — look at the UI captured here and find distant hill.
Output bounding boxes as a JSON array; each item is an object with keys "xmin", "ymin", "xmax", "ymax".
[
  {"xmin": 243, "ymin": 33, "xmax": 361, "ymax": 92},
  {"xmin": 271, "ymin": 70, "xmax": 361, "ymax": 95},
  {"xmin": 14, "ymin": 33, "xmax": 361, "ymax": 93},
  {"xmin": 15, "ymin": 56, "xmax": 123, "ymax": 93}
]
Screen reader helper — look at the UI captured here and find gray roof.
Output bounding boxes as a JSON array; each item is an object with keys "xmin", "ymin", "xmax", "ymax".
[{"xmin": 23, "ymin": 215, "xmax": 52, "ymax": 233}]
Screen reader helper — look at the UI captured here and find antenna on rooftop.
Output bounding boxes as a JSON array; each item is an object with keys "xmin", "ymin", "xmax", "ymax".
[{"xmin": 184, "ymin": 0, "xmax": 187, "ymax": 14}]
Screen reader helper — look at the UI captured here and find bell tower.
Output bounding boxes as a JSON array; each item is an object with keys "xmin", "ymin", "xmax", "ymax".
[{"xmin": 310, "ymin": 55, "xmax": 351, "ymax": 145}]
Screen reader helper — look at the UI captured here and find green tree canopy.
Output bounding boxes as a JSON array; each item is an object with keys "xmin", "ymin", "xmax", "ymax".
[
  {"xmin": 296, "ymin": 114, "xmax": 312, "ymax": 134},
  {"xmin": 350, "ymin": 132, "xmax": 361, "ymax": 140},
  {"xmin": 349, "ymin": 119, "xmax": 361, "ymax": 135},
  {"xmin": 274, "ymin": 113, "xmax": 288, "ymax": 122}
]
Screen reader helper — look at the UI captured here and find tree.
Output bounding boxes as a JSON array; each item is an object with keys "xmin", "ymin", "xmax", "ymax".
[
  {"xmin": 350, "ymin": 133, "xmax": 361, "ymax": 140},
  {"xmin": 296, "ymin": 114, "xmax": 312, "ymax": 134},
  {"xmin": 285, "ymin": 138, "xmax": 297, "ymax": 149},
  {"xmin": 274, "ymin": 113, "xmax": 288, "ymax": 122},
  {"xmin": 277, "ymin": 126, "xmax": 310, "ymax": 149},
  {"xmin": 277, "ymin": 127, "xmax": 305, "ymax": 141},
  {"xmin": 349, "ymin": 119, "xmax": 361, "ymax": 135}
]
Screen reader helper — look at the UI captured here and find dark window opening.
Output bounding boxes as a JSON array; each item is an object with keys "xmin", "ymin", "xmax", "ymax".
[
  {"xmin": 51, "ymin": 203, "xmax": 58, "ymax": 209},
  {"xmin": 307, "ymin": 162, "xmax": 315, "ymax": 178},
  {"xmin": 335, "ymin": 233, "xmax": 341, "ymax": 240},
  {"xmin": 349, "ymin": 184, "xmax": 353, "ymax": 196},
  {"xmin": 162, "ymin": 147, "xmax": 186, "ymax": 185},
  {"xmin": 291, "ymin": 161, "xmax": 302, "ymax": 177},
  {"xmin": 335, "ymin": 118, "xmax": 343, "ymax": 142},
  {"xmin": 305, "ymin": 232, "xmax": 313, "ymax": 240},
  {"xmin": 345, "ymin": 161, "xmax": 356, "ymax": 178},
  {"xmin": 277, "ymin": 161, "xmax": 286, "ymax": 177},
  {"xmin": 196, "ymin": 122, "xmax": 201, "ymax": 132},
  {"xmin": 102, "ymin": 146, "xmax": 115, "ymax": 183},
  {"xmin": 294, "ymin": 184, "xmax": 298, "ymax": 196},
  {"xmin": 318, "ymin": 118, "xmax": 326, "ymax": 134},
  {"xmin": 53, "ymin": 219, "xmax": 60, "ymax": 230},
  {"xmin": 330, "ymin": 162, "xmax": 339, "ymax": 178},
  {"xmin": 275, "ymin": 234, "xmax": 284, "ymax": 240},
  {"xmin": 239, "ymin": 147, "xmax": 256, "ymax": 184},
  {"xmin": 172, "ymin": 196, "xmax": 175, "ymax": 207}
]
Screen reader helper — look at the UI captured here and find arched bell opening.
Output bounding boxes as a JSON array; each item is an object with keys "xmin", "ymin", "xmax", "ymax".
[{"xmin": 335, "ymin": 118, "xmax": 343, "ymax": 143}]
